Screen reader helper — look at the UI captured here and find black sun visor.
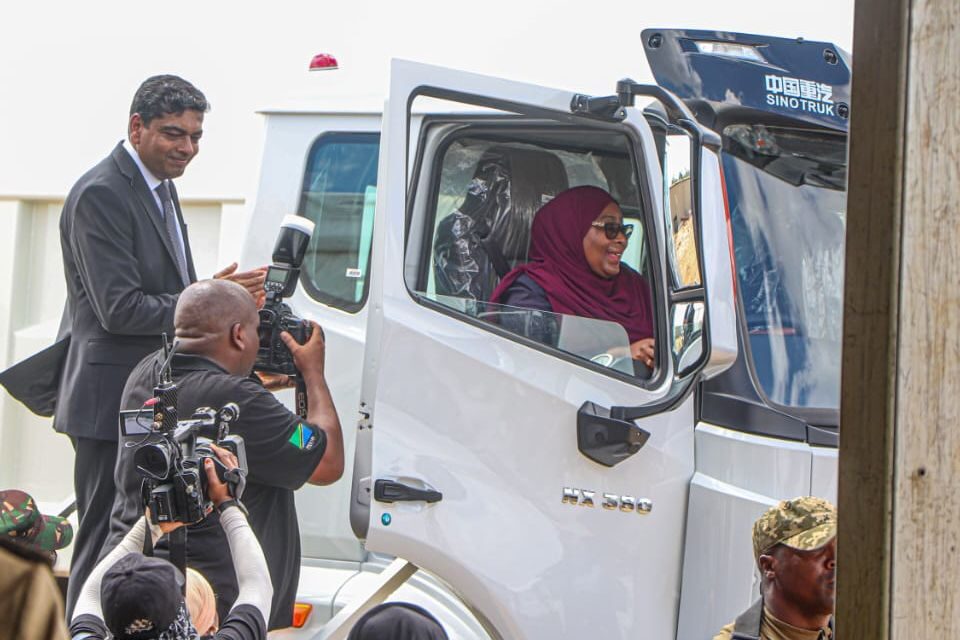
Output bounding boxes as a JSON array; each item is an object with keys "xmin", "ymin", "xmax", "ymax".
[{"xmin": 641, "ymin": 28, "xmax": 851, "ymax": 134}]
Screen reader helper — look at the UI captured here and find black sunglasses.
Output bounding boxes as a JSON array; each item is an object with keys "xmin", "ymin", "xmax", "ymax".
[{"xmin": 591, "ymin": 221, "xmax": 634, "ymax": 240}]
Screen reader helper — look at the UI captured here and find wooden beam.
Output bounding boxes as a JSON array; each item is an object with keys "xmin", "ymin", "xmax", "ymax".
[
  {"xmin": 838, "ymin": 0, "xmax": 960, "ymax": 636},
  {"xmin": 890, "ymin": 0, "xmax": 960, "ymax": 635}
]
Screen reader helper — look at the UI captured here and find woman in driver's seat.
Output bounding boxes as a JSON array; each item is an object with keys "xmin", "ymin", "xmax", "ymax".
[{"xmin": 489, "ymin": 185, "xmax": 655, "ymax": 369}]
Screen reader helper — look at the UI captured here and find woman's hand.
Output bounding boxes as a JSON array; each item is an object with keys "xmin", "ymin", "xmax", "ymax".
[{"xmin": 630, "ymin": 338, "xmax": 655, "ymax": 369}]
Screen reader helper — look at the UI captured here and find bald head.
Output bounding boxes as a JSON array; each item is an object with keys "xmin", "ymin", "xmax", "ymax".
[
  {"xmin": 176, "ymin": 280, "xmax": 257, "ymax": 336},
  {"xmin": 174, "ymin": 280, "xmax": 260, "ymax": 373}
]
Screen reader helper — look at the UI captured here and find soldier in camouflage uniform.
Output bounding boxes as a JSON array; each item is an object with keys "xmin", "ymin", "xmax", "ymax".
[
  {"xmin": 0, "ymin": 489, "xmax": 73, "ymax": 639},
  {"xmin": 1, "ymin": 489, "xmax": 74, "ymax": 558},
  {"xmin": 713, "ymin": 496, "xmax": 836, "ymax": 640}
]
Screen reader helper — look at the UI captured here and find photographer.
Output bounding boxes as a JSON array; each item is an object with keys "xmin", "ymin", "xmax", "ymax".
[
  {"xmin": 70, "ymin": 445, "xmax": 272, "ymax": 639},
  {"xmin": 104, "ymin": 280, "xmax": 344, "ymax": 629}
]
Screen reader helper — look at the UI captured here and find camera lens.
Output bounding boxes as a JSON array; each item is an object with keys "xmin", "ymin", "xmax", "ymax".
[{"xmin": 134, "ymin": 443, "xmax": 173, "ymax": 480}]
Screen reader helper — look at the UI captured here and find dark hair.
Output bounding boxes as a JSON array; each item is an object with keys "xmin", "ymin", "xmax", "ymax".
[
  {"xmin": 130, "ymin": 75, "xmax": 209, "ymax": 126},
  {"xmin": 346, "ymin": 602, "xmax": 449, "ymax": 640}
]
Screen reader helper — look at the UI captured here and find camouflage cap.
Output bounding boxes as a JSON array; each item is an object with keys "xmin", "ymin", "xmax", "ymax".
[
  {"xmin": 0, "ymin": 489, "xmax": 73, "ymax": 553},
  {"xmin": 752, "ymin": 496, "xmax": 836, "ymax": 564}
]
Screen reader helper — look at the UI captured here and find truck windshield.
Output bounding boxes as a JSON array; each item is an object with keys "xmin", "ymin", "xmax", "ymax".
[{"xmin": 721, "ymin": 124, "xmax": 847, "ymax": 410}]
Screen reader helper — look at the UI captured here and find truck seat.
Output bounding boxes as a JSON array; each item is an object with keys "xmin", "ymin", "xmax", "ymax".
[{"xmin": 432, "ymin": 146, "xmax": 569, "ymax": 301}]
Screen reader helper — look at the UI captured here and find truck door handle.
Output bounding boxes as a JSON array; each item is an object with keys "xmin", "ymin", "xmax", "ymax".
[{"xmin": 374, "ymin": 479, "xmax": 443, "ymax": 504}]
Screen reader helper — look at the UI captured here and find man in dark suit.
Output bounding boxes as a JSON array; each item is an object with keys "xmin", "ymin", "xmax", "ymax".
[{"xmin": 48, "ymin": 75, "xmax": 265, "ymax": 618}]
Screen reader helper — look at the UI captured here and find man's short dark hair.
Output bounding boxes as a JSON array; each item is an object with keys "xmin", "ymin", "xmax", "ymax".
[{"xmin": 130, "ymin": 75, "xmax": 209, "ymax": 126}]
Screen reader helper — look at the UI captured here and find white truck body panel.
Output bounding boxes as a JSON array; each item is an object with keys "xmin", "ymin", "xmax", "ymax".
[
  {"xmin": 240, "ymin": 58, "xmax": 837, "ymax": 639},
  {"xmin": 358, "ymin": 60, "xmax": 726, "ymax": 639},
  {"xmin": 676, "ymin": 423, "xmax": 838, "ymax": 640}
]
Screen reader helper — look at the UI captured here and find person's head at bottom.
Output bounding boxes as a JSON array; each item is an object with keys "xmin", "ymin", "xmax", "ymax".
[
  {"xmin": 97, "ymin": 532, "xmax": 221, "ymax": 639},
  {"xmin": 97, "ymin": 445, "xmax": 238, "ymax": 639},
  {"xmin": 186, "ymin": 568, "xmax": 218, "ymax": 636},
  {"xmin": 100, "ymin": 553, "xmax": 195, "ymax": 639},
  {"xmin": 753, "ymin": 496, "xmax": 837, "ymax": 629},
  {"xmin": 347, "ymin": 602, "xmax": 449, "ymax": 640}
]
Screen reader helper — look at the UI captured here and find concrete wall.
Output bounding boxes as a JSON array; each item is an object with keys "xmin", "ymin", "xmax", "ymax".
[{"xmin": 0, "ymin": 195, "xmax": 249, "ymax": 505}]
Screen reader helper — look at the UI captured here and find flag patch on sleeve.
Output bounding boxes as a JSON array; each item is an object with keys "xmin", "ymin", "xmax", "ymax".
[{"xmin": 288, "ymin": 423, "xmax": 318, "ymax": 451}]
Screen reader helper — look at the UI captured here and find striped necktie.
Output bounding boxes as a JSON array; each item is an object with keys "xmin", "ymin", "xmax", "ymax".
[{"xmin": 155, "ymin": 180, "xmax": 190, "ymax": 287}]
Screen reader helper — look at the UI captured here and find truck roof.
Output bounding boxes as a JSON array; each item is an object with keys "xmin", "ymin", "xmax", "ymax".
[{"xmin": 256, "ymin": 94, "xmax": 385, "ymax": 116}]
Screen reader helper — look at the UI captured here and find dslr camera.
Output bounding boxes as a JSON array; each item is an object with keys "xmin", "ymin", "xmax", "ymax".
[
  {"xmin": 256, "ymin": 215, "xmax": 316, "ymax": 377},
  {"xmin": 132, "ymin": 346, "xmax": 248, "ymax": 525}
]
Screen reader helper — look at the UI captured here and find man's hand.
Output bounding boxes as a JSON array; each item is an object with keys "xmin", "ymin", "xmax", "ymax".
[
  {"xmin": 279, "ymin": 321, "xmax": 326, "ymax": 381},
  {"xmin": 204, "ymin": 443, "xmax": 239, "ymax": 508},
  {"xmin": 146, "ymin": 507, "xmax": 185, "ymax": 535},
  {"xmin": 256, "ymin": 372, "xmax": 296, "ymax": 391},
  {"xmin": 214, "ymin": 262, "xmax": 267, "ymax": 304},
  {"xmin": 158, "ymin": 521, "xmax": 184, "ymax": 535}
]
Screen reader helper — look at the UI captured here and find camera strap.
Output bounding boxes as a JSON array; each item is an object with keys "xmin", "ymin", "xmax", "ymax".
[
  {"xmin": 224, "ymin": 467, "xmax": 247, "ymax": 500},
  {"xmin": 140, "ymin": 481, "xmax": 155, "ymax": 557},
  {"xmin": 169, "ymin": 527, "xmax": 188, "ymax": 595},
  {"xmin": 142, "ymin": 521, "xmax": 155, "ymax": 557}
]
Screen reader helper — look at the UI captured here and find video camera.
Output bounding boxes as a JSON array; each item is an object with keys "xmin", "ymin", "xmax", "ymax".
[
  {"xmin": 133, "ymin": 342, "xmax": 248, "ymax": 525},
  {"xmin": 256, "ymin": 215, "xmax": 316, "ymax": 378}
]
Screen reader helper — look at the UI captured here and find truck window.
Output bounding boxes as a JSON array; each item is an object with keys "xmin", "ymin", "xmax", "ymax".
[
  {"xmin": 409, "ymin": 131, "xmax": 657, "ymax": 379},
  {"xmin": 662, "ymin": 133, "xmax": 701, "ymax": 288},
  {"xmin": 722, "ymin": 124, "xmax": 846, "ymax": 409},
  {"xmin": 297, "ymin": 132, "xmax": 380, "ymax": 312}
]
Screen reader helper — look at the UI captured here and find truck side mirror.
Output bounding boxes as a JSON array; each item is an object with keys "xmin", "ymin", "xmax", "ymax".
[
  {"xmin": 605, "ymin": 115, "xmax": 737, "ymax": 426},
  {"xmin": 660, "ymin": 128, "xmax": 711, "ymax": 377},
  {"xmin": 577, "ymin": 401, "xmax": 651, "ymax": 467}
]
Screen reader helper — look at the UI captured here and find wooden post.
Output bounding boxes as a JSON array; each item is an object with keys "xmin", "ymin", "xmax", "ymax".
[{"xmin": 838, "ymin": 0, "xmax": 960, "ymax": 636}]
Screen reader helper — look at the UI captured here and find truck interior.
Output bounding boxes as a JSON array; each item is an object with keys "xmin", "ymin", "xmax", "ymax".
[{"xmin": 405, "ymin": 123, "xmax": 656, "ymax": 376}]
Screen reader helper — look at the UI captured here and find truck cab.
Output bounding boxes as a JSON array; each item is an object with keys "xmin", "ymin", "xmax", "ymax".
[{"xmin": 241, "ymin": 29, "xmax": 848, "ymax": 639}]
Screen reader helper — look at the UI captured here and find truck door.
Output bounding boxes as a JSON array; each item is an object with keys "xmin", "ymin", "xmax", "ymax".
[{"xmin": 354, "ymin": 60, "xmax": 736, "ymax": 639}]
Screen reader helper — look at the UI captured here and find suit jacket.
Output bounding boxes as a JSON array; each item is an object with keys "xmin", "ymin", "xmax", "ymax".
[{"xmin": 2, "ymin": 142, "xmax": 197, "ymax": 440}]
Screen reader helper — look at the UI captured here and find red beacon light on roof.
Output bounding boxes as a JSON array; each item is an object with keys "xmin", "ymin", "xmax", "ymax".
[{"xmin": 309, "ymin": 53, "xmax": 339, "ymax": 71}]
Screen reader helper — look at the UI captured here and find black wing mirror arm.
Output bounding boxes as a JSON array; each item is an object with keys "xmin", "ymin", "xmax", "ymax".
[{"xmin": 576, "ymin": 401, "xmax": 651, "ymax": 468}]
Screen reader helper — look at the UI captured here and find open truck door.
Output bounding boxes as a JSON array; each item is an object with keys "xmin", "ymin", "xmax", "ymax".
[{"xmin": 348, "ymin": 60, "xmax": 737, "ymax": 639}]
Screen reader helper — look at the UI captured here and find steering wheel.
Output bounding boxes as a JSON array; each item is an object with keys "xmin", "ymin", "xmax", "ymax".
[
  {"xmin": 590, "ymin": 352, "xmax": 638, "ymax": 371},
  {"xmin": 590, "ymin": 353, "xmax": 616, "ymax": 367}
]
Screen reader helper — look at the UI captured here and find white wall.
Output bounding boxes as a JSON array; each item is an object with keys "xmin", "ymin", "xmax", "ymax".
[
  {"xmin": 0, "ymin": 196, "xmax": 247, "ymax": 505},
  {"xmin": 0, "ymin": 1, "xmax": 854, "ymax": 203}
]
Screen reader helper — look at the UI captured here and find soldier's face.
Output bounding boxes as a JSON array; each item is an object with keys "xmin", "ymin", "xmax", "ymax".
[
  {"xmin": 129, "ymin": 109, "xmax": 204, "ymax": 180},
  {"xmin": 770, "ymin": 538, "xmax": 837, "ymax": 616}
]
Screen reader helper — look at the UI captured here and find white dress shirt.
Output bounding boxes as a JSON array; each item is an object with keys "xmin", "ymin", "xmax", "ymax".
[{"xmin": 121, "ymin": 139, "xmax": 188, "ymax": 262}]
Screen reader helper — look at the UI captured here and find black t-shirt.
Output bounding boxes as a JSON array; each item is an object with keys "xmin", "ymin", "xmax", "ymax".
[
  {"xmin": 104, "ymin": 352, "xmax": 327, "ymax": 630},
  {"xmin": 70, "ymin": 603, "xmax": 266, "ymax": 640}
]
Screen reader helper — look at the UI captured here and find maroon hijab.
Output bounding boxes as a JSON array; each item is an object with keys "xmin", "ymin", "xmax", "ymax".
[{"xmin": 490, "ymin": 185, "xmax": 654, "ymax": 342}]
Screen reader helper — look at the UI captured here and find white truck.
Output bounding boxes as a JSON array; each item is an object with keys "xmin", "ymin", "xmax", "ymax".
[{"xmin": 242, "ymin": 29, "xmax": 849, "ymax": 639}]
